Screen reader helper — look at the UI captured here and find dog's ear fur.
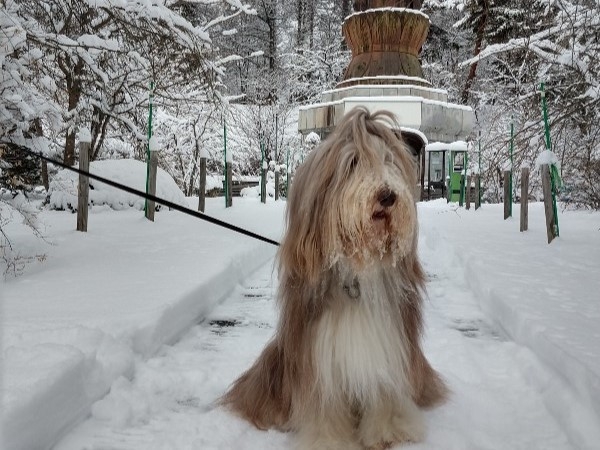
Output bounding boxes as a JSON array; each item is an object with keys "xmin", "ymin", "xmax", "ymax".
[{"xmin": 278, "ymin": 142, "xmax": 333, "ymax": 285}]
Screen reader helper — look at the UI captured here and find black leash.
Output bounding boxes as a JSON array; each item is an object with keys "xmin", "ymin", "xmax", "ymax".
[{"xmin": 17, "ymin": 146, "xmax": 280, "ymax": 247}]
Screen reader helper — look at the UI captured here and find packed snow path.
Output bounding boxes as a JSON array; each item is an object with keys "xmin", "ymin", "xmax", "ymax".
[{"xmin": 55, "ymin": 240, "xmax": 578, "ymax": 449}]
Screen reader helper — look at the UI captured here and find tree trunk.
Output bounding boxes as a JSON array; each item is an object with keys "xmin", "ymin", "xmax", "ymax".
[
  {"xmin": 461, "ymin": 1, "xmax": 489, "ymax": 104},
  {"xmin": 296, "ymin": 0, "xmax": 306, "ymax": 48},
  {"xmin": 61, "ymin": 57, "xmax": 84, "ymax": 166},
  {"xmin": 266, "ymin": 1, "xmax": 277, "ymax": 72},
  {"xmin": 308, "ymin": 0, "xmax": 315, "ymax": 49},
  {"xmin": 264, "ymin": 1, "xmax": 278, "ymax": 103},
  {"xmin": 342, "ymin": 0, "xmax": 351, "ymax": 16},
  {"xmin": 30, "ymin": 119, "xmax": 49, "ymax": 191},
  {"xmin": 91, "ymin": 107, "xmax": 110, "ymax": 161}
]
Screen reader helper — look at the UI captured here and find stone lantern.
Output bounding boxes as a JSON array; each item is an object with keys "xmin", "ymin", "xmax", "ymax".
[{"xmin": 297, "ymin": 1, "xmax": 474, "ymax": 197}]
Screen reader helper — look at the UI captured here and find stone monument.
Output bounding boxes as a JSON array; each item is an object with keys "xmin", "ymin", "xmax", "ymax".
[{"xmin": 298, "ymin": 0, "xmax": 474, "ymax": 194}]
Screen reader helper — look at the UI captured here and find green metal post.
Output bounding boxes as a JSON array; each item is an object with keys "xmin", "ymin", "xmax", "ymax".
[
  {"xmin": 447, "ymin": 152, "xmax": 452, "ymax": 202},
  {"xmin": 145, "ymin": 81, "xmax": 154, "ymax": 215},
  {"xmin": 462, "ymin": 150, "xmax": 469, "ymax": 205},
  {"xmin": 540, "ymin": 82, "xmax": 559, "ymax": 236}
]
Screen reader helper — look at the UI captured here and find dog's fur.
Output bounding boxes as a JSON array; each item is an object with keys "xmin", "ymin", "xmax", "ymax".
[{"xmin": 220, "ymin": 108, "xmax": 447, "ymax": 450}]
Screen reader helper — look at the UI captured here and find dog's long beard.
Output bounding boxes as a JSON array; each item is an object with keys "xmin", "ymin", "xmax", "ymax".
[{"xmin": 329, "ymin": 183, "xmax": 415, "ymax": 272}]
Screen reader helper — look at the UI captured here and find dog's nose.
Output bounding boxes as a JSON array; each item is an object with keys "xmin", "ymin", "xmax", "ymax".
[{"xmin": 378, "ymin": 188, "xmax": 396, "ymax": 207}]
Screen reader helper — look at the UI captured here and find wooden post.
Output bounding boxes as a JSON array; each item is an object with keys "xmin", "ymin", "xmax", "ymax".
[
  {"xmin": 541, "ymin": 164, "xmax": 558, "ymax": 243},
  {"xmin": 274, "ymin": 166, "xmax": 280, "ymax": 201},
  {"xmin": 520, "ymin": 167, "xmax": 529, "ymax": 232},
  {"xmin": 474, "ymin": 174, "xmax": 481, "ymax": 210},
  {"xmin": 77, "ymin": 134, "xmax": 90, "ymax": 232},
  {"xmin": 146, "ymin": 149, "xmax": 158, "ymax": 221},
  {"xmin": 261, "ymin": 161, "xmax": 267, "ymax": 204},
  {"xmin": 198, "ymin": 156, "xmax": 207, "ymax": 212},
  {"xmin": 226, "ymin": 162, "xmax": 233, "ymax": 208},
  {"xmin": 503, "ymin": 170, "xmax": 511, "ymax": 219},
  {"xmin": 465, "ymin": 175, "xmax": 471, "ymax": 210},
  {"xmin": 441, "ymin": 151, "xmax": 446, "ymax": 200}
]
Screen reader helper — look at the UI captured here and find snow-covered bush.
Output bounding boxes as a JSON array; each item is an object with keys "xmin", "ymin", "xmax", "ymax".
[
  {"xmin": 0, "ymin": 193, "xmax": 46, "ymax": 277},
  {"xmin": 47, "ymin": 159, "xmax": 187, "ymax": 212}
]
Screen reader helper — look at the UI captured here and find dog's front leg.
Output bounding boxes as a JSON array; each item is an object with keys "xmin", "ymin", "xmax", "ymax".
[{"xmin": 358, "ymin": 394, "xmax": 425, "ymax": 449}]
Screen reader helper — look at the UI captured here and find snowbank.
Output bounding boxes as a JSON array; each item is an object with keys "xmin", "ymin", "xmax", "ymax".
[
  {"xmin": 2, "ymin": 198, "xmax": 283, "ymax": 450},
  {"xmin": 419, "ymin": 200, "xmax": 600, "ymax": 448},
  {"xmin": 47, "ymin": 159, "xmax": 187, "ymax": 211}
]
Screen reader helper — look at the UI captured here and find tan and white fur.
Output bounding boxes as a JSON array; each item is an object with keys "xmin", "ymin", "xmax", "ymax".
[{"xmin": 220, "ymin": 107, "xmax": 447, "ymax": 450}]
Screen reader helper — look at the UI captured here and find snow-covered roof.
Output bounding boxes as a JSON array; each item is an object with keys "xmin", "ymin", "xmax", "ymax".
[
  {"xmin": 322, "ymin": 83, "xmax": 447, "ymax": 96},
  {"xmin": 344, "ymin": 7, "xmax": 430, "ymax": 22},
  {"xmin": 425, "ymin": 140, "xmax": 469, "ymax": 151},
  {"xmin": 400, "ymin": 127, "xmax": 428, "ymax": 145}
]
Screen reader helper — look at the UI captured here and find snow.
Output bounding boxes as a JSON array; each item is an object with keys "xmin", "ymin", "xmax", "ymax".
[
  {"xmin": 340, "ymin": 74, "xmax": 433, "ymax": 87},
  {"xmin": 216, "ymin": 54, "xmax": 244, "ymax": 65},
  {"xmin": 426, "ymin": 140, "xmax": 468, "ymax": 151},
  {"xmin": 419, "ymin": 200, "xmax": 600, "ymax": 447},
  {"xmin": 345, "ymin": 7, "xmax": 430, "ymax": 22},
  {"xmin": 47, "ymin": 159, "xmax": 187, "ymax": 211},
  {"xmin": 448, "ymin": 140, "xmax": 468, "ymax": 151},
  {"xmin": 77, "ymin": 127, "xmax": 91, "ymax": 144},
  {"xmin": 2, "ymin": 196, "xmax": 282, "ymax": 450},
  {"xmin": 2, "ymin": 189, "xmax": 600, "ymax": 449},
  {"xmin": 535, "ymin": 149, "xmax": 560, "ymax": 168},
  {"xmin": 148, "ymin": 136, "xmax": 160, "ymax": 152},
  {"xmin": 425, "ymin": 141, "xmax": 448, "ymax": 151},
  {"xmin": 339, "ymin": 95, "xmax": 474, "ymax": 112},
  {"xmin": 304, "ymin": 132, "xmax": 321, "ymax": 145},
  {"xmin": 400, "ymin": 126, "xmax": 428, "ymax": 145},
  {"xmin": 322, "ymin": 84, "xmax": 447, "ymax": 96}
]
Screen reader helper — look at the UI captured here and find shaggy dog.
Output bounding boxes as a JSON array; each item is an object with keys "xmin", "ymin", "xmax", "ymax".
[{"xmin": 221, "ymin": 107, "xmax": 447, "ymax": 450}]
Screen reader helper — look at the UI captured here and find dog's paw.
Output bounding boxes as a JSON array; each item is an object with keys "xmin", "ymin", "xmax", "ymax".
[{"xmin": 359, "ymin": 401, "xmax": 425, "ymax": 449}]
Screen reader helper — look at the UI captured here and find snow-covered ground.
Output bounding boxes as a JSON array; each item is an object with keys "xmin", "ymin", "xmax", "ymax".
[
  {"xmin": 2, "ymin": 195, "xmax": 599, "ymax": 450},
  {"xmin": 1, "ymin": 196, "xmax": 281, "ymax": 450}
]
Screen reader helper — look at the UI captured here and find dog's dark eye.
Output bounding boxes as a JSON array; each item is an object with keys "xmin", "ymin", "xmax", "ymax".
[{"xmin": 349, "ymin": 156, "xmax": 359, "ymax": 172}]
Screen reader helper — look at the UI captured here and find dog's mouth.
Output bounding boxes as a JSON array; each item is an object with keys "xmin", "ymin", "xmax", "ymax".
[{"xmin": 372, "ymin": 210, "xmax": 388, "ymax": 221}]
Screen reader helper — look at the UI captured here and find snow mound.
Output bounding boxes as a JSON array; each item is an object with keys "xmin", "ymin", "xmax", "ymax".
[{"xmin": 47, "ymin": 159, "xmax": 187, "ymax": 211}]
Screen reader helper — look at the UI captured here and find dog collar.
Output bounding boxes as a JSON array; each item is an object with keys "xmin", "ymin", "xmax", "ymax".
[{"xmin": 343, "ymin": 277, "xmax": 361, "ymax": 299}]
